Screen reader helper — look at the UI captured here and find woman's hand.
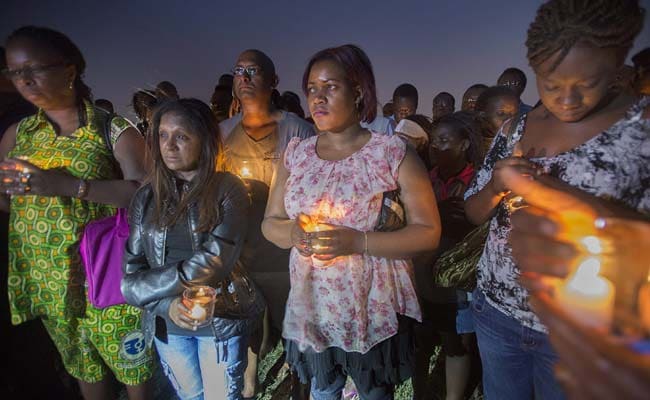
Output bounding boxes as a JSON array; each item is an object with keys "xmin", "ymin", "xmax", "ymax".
[
  {"xmin": 530, "ymin": 291, "xmax": 650, "ymax": 400},
  {"xmin": 168, "ymin": 297, "xmax": 201, "ymax": 331},
  {"xmin": 505, "ymin": 166, "xmax": 650, "ymax": 334},
  {"xmin": 0, "ymin": 158, "xmax": 76, "ymax": 197},
  {"xmin": 291, "ymin": 214, "xmax": 313, "ymax": 256},
  {"xmin": 307, "ymin": 223, "xmax": 365, "ymax": 260},
  {"xmin": 489, "ymin": 156, "xmax": 539, "ymax": 195}
]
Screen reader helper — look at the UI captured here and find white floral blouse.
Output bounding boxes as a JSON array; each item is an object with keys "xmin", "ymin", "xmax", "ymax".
[
  {"xmin": 282, "ymin": 133, "xmax": 422, "ymax": 353},
  {"xmin": 465, "ymin": 97, "xmax": 650, "ymax": 332}
]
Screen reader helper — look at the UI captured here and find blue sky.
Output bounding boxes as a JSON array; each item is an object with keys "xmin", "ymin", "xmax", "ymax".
[{"xmin": 3, "ymin": 0, "xmax": 649, "ymax": 118}]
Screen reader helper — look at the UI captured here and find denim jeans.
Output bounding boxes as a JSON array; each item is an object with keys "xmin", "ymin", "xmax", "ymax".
[
  {"xmin": 310, "ymin": 372, "xmax": 394, "ymax": 400},
  {"xmin": 472, "ymin": 290, "xmax": 566, "ymax": 400},
  {"xmin": 154, "ymin": 334, "xmax": 247, "ymax": 400}
]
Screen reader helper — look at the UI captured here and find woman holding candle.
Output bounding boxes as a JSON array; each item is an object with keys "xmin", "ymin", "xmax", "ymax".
[
  {"xmin": 262, "ymin": 44, "xmax": 440, "ymax": 399},
  {"xmin": 505, "ymin": 167, "xmax": 650, "ymax": 400},
  {"xmin": 0, "ymin": 26, "xmax": 154, "ymax": 399},
  {"xmin": 463, "ymin": 1, "xmax": 649, "ymax": 398},
  {"xmin": 121, "ymin": 98, "xmax": 257, "ymax": 400}
]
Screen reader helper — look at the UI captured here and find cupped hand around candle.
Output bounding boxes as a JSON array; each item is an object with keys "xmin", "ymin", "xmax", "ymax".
[
  {"xmin": 292, "ymin": 213, "xmax": 314, "ymax": 257},
  {"xmin": 505, "ymin": 166, "xmax": 650, "ymax": 333},
  {"xmin": 488, "ymin": 156, "xmax": 539, "ymax": 195},
  {"xmin": 168, "ymin": 297, "xmax": 201, "ymax": 330},
  {"xmin": 0, "ymin": 158, "xmax": 76, "ymax": 197},
  {"xmin": 530, "ymin": 291, "xmax": 650, "ymax": 400},
  {"xmin": 306, "ymin": 223, "xmax": 365, "ymax": 261},
  {"xmin": 505, "ymin": 168, "xmax": 597, "ymax": 292}
]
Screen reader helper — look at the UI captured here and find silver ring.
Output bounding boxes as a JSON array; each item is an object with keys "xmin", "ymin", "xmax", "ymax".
[{"xmin": 18, "ymin": 172, "xmax": 31, "ymax": 184}]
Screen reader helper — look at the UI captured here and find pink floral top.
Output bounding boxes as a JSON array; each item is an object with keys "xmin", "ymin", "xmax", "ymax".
[{"xmin": 282, "ymin": 132, "xmax": 422, "ymax": 354}]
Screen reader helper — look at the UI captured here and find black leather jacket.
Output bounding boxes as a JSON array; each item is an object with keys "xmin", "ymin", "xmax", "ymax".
[{"xmin": 121, "ymin": 172, "xmax": 256, "ymax": 344}]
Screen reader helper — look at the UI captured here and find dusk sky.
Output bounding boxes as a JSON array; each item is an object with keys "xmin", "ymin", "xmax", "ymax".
[{"xmin": 3, "ymin": 0, "xmax": 650, "ymax": 119}]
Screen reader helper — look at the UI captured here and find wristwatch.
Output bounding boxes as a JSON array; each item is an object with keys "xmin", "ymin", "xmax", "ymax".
[{"xmin": 76, "ymin": 179, "xmax": 89, "ymax": 199}]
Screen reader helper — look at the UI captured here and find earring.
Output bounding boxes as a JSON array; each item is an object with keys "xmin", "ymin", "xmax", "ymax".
[{"xmin": 68, "ymin": 80, "xmax": 74, "ymax": 90}]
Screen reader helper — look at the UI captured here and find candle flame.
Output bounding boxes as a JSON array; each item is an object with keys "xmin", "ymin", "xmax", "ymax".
[
  {"xmin": 309, "ymin": 200, "xmax": 347, "ymax": 223},
  {"xmin": 567, "ymin": 257, "xmax": 607, "ymax": 295},
  {"xmin": 240, "ymin": 166, "xmax": 252, "ymax": 178},
  {"xmin": 581, "ymin": 236, "xmax": 603, "ymax": 255}
]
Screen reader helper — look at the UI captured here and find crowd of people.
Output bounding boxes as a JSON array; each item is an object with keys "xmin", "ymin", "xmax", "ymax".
[{"xmin": 1, "ymin": 0, "xmax": 649, "ymax": 399}]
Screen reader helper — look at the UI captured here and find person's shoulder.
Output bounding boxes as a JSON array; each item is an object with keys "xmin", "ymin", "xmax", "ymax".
[
  {"xmin": 638, "ymin": 96, "xmax": 650, "ymax": 119},
  {"xmin": 369, "ymin": 131, "xmax": 406, "ymax": 162},
  {"xmin": 378, "ymin": 130, "xmax": 405, "ymax": 147},
  {"xmin": 15, "ymin": 112, "xmax": 41, "ymax": 134},
  {"xmin": 219, "ymin": 115, "xmax": 242, "ymax": 140},
  {"xmin": 289, "ymin": 134, "xmax": 317, "ymax": 150},
  {"xmin": 109, "ymin": 114, "xmax": 136, "ymax": 132},
  {"xmin": 281, "ymin": 111, "xmax": 315, "ymax": 136},
  {"xmin": 216, "ymin": 170, "xmax": 245, "ymax": 187},
  {"xmin": 213, "ymin": 172, "xmax": 250, "ymax": 204}
]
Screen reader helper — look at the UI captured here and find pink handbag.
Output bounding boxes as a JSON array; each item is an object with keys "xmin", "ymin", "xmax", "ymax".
[{"xmin": 80, "ymin": 208, "xmax": 128, "ymax": 308}]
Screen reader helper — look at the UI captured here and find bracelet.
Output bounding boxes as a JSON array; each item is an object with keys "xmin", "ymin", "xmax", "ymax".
[
  {"xmin": 76, "ymin": 179, "xmax": 89, "ymax": 199},
  {"xmin": 363, "ymin": 231, "xmax": 369, "ymax": 254}
]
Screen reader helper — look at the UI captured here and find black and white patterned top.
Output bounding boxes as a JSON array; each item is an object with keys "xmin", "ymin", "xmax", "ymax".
[{"xmin": 465, "ymin": 97, "xmax": 650, "ymax": 332}]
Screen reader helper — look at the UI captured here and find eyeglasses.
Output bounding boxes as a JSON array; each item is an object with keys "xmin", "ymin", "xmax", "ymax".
[
  {"xmin": 499, "ymin": 80, "xmax": 522, "ymax": 88},
  {"xmin": 231, "ymin": 66, "xmax": 261, "ymax": 77},
  {"xmin": 2, "ymin": 62, "xmax": 66, "ymax": 81}
]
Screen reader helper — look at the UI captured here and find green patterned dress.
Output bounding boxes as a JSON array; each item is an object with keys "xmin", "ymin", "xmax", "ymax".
[
  {"xmin": 7, "ymin": 101, "xmax": 129, "ymax": 322},
  {"xmin": 6, "ymin": 101, "xmax": 153, "ymax": 384}
]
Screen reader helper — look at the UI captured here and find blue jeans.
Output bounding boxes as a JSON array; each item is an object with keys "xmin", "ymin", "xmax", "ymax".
[
  {"xmin": 472, "ymin": 290, "xmax": 565, "ymax": 400},
  {"xmin": 154, "ymin": 334, "xmax": 247, "ymax": 400},
  {"xmin": 310, "ymin": 372, "xmax": 393, "ymax": 400}
]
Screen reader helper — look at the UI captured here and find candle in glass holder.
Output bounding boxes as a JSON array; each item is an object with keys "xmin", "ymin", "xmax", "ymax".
[
  {"xmin": 239, "ymin": 160, "xmax": 253, "ymax": 179},
  {"xmin": 183, "ymin": 285, "xmax": 216, "ymax": 330},
  {"xmin": 555, "ymin": 236, "xmax": 615, "ymax": 331},
  {"xmin": 301, "ymin": 215, "xmax": 334, "ymax": 268}
]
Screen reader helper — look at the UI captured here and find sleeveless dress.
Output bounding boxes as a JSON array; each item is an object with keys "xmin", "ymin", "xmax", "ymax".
[
  {"xmin": 464, "ymin": 97, "xmax": 650, "ymax": 332},
  {"xmin": 7, "ymin": 101, "xmax": 129, "ymax": 322},
  {"xmin": 282, "ymin": 132, "xmax": 422, "ymax": 391}
]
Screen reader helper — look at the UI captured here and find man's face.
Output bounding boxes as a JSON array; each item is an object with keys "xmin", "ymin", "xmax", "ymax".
[
  {"xmin": 432, "ymin": 94, "xmax": 454, "ymax": 120},
  {"xmin": 393, "ymin": 96, "xmax": 416, "ymax": 122},
  {"xmin": 233, "ymin": 51, "xmax": 274, "ymax": 104},
  {"xmin": 461, "ymin": 87, "xmax": 486, "ymax": 111}
]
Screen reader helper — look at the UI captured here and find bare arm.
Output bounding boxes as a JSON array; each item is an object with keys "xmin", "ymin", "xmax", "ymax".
[
  {"xmin": 0, "ymin": 122, "xmax": 18, "ymax": 212},
  {"xmin": 1, "ymin": 127, "xmax": 147, "ymax": 208},
  {"xmin": 464, "ymin": 181, "xmax": 506, "ymax": 225},
  {"xmin": 465, "ymin": 157, "xmax": 537, "ymax": 225},
  {"xmin": 81, "ymin": 127, "xmax": 147, "ymax": 207},
  {"xmin": 364, "ymin": 147, "xmax": 440, "ymax": 258},
  {"xmin": 262, "ymin": 154, "xmax": 295, "ymax": 249},
  {"xmin": 306, "ymin": 148, "xmax": 441, "ymax": 260}
]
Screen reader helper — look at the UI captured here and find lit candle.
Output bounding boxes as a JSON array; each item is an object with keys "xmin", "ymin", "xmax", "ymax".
[
  {"xmin": 190, "ymin": 303, "xmax": 207, "ymax": 321},
  {"xmin": 240, "ymin": 166, "xmax": 252, "ymax": 178},
  {"xmin": 300, "ymin": 215, "xmax": 333, "ymax": 268},
  {"xmin": 182, "ymin": 285, "xmax": 216, "ymax": 329},
  {"xmin": 555, "ymin": 236, "xmax": 615, "ymax": 331},
  {"xmin": 239, "ymin": 160, "xmax": 253, "ymax": 179}
]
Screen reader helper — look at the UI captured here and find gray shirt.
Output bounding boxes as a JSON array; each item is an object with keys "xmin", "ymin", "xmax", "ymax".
[{"xmin": 224, "ymin": 111, "xmax": 315, "ymax": 273}]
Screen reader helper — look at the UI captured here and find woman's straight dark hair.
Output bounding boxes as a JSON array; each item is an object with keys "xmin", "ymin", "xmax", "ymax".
[{"xmin": 148, "ymin": 98, "xmax": 225, "ymax": 232}]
